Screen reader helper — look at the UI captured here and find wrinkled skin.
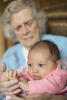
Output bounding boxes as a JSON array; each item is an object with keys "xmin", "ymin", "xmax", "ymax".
[{"xmin": 0, "ymin": 63, "xmax": 21, "ymax": 96}]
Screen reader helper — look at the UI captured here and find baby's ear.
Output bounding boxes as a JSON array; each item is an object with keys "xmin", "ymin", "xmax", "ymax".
[{"xmin": 56, "ymin": 60, "xmax": 61, "ymax": 68}]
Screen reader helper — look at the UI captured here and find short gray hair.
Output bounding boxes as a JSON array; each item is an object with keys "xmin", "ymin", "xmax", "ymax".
[{"xmin": 2, "ymin": 0, "xmax": 46, "ymax": 42}]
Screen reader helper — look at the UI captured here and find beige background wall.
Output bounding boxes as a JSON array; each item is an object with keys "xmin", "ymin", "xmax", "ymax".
[
  {"xmin": 0, "ymin": 0, "xmax": 14, "ymax": 59},
  {"xmin": 0, "ymin": 22, "xmax": 5, "ymax": 59},
  {"xmin": 0, "ymin": 1, "xmax": 5, "ymax": 59}
]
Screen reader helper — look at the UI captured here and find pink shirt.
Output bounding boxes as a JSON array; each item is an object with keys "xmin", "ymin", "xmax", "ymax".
[
  {"xmin": 20, "ymin": 68, "xmax": 67, "ymax": 95},
  {"xmin": 5, "ymin": 68, "xmax": 67, "ymax": 100}
]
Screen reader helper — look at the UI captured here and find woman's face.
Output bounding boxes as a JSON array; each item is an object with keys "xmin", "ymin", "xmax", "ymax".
[{"xmin": 11, "ymin": 7, "xmax": 41, "ymax": 49}]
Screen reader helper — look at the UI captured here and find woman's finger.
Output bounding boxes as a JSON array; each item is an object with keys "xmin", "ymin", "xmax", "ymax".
[
  {"xmin": 0, "ymin": 62, "xmax": 6, "ymax": 72},
  {"xmin": 12, "ymin": 70, "xmax": 18, "ymax": 79},
  {"xmin": 3, "ymin": 88, "xmax": 21, "ymax": 95},
  {"xmin": 7, "ymin": 84, "xmax": 20, "ymax": 92},
  {"xmin": 0, "ymin": 79, "xmax": 21, "ymax": 95},
  {"xmin": 0, "ymin": 79, "xmax": 18, "ymax": 88}
]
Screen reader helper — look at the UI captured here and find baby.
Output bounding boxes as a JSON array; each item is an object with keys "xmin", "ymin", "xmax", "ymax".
[{"xmin": 2, "ymin": 40, "xmax": 67, "ymax": 99}]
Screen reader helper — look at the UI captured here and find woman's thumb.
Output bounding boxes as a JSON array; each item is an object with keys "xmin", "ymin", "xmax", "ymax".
[{"xmin": 1, "ymin": 62, "xmax": 6, "ymax": 72}]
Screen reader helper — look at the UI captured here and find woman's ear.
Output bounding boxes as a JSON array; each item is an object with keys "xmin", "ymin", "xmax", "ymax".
[{"xmin": 56, "ymin": 60, "xmax": 61, "ymax": 68}]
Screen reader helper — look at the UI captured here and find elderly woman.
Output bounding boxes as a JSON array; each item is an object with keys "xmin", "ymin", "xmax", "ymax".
[{"xmin": 0, "ymin": 0, "xmax": 67, "ymax": 100}]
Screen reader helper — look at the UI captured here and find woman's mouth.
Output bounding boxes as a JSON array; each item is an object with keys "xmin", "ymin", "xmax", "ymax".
[{"xmin": 24, "ymin": 36, "xmax": 33, "ymax": 40}]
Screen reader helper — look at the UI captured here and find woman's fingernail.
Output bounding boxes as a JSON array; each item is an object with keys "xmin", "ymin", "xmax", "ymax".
[
  {"xmin": 14, "ymin": 79, "xmax": 18, "ymax": 82},
  {"xmin": 18, "ymin": 89, "xmax": 21, "ymax": 91}
]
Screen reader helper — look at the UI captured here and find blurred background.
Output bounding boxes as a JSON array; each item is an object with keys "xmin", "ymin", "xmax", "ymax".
[{"xmin": 0, "ymin": 0, "xmax": 67, "ymax": 59}]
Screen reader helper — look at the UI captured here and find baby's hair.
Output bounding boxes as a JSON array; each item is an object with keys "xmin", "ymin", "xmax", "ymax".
[{"xmin": 29, "ymin": 40, "xmax": 60, "ymax": 62}]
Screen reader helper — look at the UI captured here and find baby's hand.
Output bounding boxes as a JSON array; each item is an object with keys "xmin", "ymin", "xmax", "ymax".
[
  {"xmin": 19, "ymin": 77, "xmax": 29, "ymax": 91},
  {"xmin": 19, "ymin": 76, "xmax": 28, "ymax": 82},
  {"xmin": 1, "ymin": 70, "xmax": 18, "ymax": 81}
]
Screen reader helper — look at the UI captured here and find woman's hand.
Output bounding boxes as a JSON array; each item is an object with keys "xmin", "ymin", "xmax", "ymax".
[
  {"xmin": 0, "ymin": 63, "xmax": 21, "ymax": 96},
  {"xmin": 0, "ymin": 79, "xmax": 21, "ymax": 96}
]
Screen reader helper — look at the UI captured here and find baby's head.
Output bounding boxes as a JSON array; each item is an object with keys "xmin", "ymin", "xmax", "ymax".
[{"xmin": 28, "ymin": 40, "xmax": 61, "ymax": 80}]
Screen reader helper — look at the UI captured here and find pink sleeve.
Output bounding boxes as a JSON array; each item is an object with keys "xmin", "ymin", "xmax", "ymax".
[{"xmin": 27, "ymin": 68, "xmax": 67, "ymax": 95}]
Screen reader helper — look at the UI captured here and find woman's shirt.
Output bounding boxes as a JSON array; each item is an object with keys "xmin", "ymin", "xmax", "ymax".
[{"xmin": 0, "ymin": 34, "xmax": 67, "ymax": 70}]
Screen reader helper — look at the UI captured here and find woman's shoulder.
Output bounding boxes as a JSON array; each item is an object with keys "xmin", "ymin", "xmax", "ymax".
[
  {"xmin": 3, "ymin": 43, "xmax": 22, "ymax": 55},
  {"xmin": 0, "ymin": 43, "xmax": 23, "ymax": 69},
  {"xmin": 42, "ymin": 34, "xmax": 67, "ymax": 50},
  {"xmin": 42, "ymin": 34, "xmax": 67, "ymax": 62},
  {"xmin": 42, "ymin": 34, "xmax": 67, "ymax": 41},
  {"xmin": 7, "ymin": 43, "xmax": 22, "ymax": 51}
]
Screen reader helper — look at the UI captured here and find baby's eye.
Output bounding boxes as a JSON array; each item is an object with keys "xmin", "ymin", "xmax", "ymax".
[
  {"xmin": 39, "ymin": 64, "xmax": 44, "ymax": 67},
  {"xmin": 28, "ymin": 64, "xmax": 32, "ymax": 67}
]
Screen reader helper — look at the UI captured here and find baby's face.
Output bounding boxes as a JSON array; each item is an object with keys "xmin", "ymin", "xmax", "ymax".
[{"xmin": 28, "ymin": 48, "xmax": 57, "ymax": 80}]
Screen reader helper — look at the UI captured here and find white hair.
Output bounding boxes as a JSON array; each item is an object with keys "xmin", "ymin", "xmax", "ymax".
[{"xmin": 2, "ymin": 0, "xmax": 46, "ymax": 42}]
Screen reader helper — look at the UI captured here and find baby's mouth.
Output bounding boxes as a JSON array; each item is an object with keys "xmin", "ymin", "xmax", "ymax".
[{"xmin": 32, "ymin": 75, "xmax": 41, "ymax": 80}]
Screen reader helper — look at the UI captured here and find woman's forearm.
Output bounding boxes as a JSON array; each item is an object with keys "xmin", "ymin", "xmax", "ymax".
[{"xmin": 11, "ymin": 93, "xmax": 67, "ymax": 100}]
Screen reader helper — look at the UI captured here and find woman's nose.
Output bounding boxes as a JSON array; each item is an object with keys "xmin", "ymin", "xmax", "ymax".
[{"xmin": 22, "ymin": 24, "xmax": 29, "ymax": 35}]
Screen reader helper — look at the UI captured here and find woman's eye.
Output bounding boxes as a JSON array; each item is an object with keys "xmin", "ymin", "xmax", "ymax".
[
  {"xmin": 26, "ymin": 20, "xmax": 33, "ymax": 26},
  {"xmin": 28, "ymin": 64, "xmax": 32, "ymax": 67},
  {"xmin": 28, "ymin": 20, "xmax": 32, "ymax": 25},
  {"xmin": 15, "ymin": 25, "xmax": 22, "ymax": 31}
]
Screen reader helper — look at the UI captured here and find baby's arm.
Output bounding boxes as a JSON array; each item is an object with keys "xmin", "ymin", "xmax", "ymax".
[
  {"xmin": 20, "ymin": 69, "xmax": 67, "ymax": 95},
  {"xmin": 28, "ymin": 70, "xmax": 67, "ymax": 94}
]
